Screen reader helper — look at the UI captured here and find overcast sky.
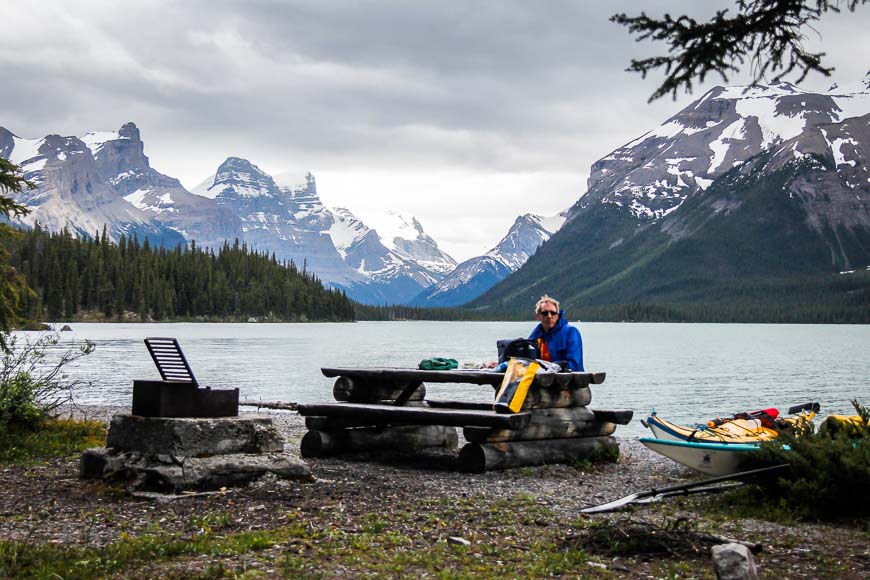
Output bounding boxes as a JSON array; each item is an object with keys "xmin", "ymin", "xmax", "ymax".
[{"xmin": 3, "ymin": 1, "xmax": 868, "ymax": 261}]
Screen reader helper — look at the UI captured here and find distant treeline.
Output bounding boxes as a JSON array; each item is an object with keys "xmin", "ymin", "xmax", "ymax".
[
  {"xmin": 8, "ymin": 225, "xmax": 356, "ymax": 323},
  {"xmin": 9, "ymin": 225, "xmax": 866, "ymax": 325},
  {"xmin": 353, "ymin": 303, "xmax": 503, "ymax": 321},
  {"xmin": 573, "ymin": 274, "xmax": 870, "ymax": 324}
]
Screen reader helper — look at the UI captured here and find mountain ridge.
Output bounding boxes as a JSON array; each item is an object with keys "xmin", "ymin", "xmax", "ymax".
[{"xmin": 469, "ymin": 76, "xmax": 870, "ymax": 321}]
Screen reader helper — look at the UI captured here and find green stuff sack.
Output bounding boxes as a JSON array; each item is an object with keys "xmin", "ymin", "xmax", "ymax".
[
  {"xmin": 418, "ymin": 357, "xmax": 459, "ymax": 370},
  {"xmin": 493, "ymin": 358, "xmax": 539, "ymax": 414}
]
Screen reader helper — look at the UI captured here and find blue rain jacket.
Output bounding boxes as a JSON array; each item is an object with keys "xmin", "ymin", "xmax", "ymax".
[{"xmin": 528, "ymin": 310, "xmax": 584, "ymax": 371}]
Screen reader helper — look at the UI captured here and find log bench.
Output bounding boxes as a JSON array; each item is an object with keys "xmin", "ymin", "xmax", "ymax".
[{"xmin": 298, "ymin": 367, "xmax": 630, "ymax": 472}]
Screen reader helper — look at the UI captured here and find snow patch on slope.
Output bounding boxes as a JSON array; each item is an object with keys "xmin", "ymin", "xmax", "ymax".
[{"xmin": 81, "ymin": 131, "xmax": 123, "ymax": 156}]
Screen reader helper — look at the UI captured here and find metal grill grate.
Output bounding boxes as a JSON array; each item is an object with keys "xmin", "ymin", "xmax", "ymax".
[{"xmin": 143, "ymin": 337, "xmax": 198, "ymax": 385}]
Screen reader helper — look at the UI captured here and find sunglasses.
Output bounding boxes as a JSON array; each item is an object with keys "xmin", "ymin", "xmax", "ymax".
[{"xmin": 539, "ymin": 310, "xmax": 558, "ymax": 317}]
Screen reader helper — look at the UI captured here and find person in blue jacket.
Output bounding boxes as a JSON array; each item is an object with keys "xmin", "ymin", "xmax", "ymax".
[{"xmin": 528, "ymin": 295, "xmax": 584, "ymax": 371}]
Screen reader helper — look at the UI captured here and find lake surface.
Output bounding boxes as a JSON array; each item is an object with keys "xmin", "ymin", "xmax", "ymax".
[{"xmin": 19, "ymin": 321, "xmax": 870, "ymax": 438}]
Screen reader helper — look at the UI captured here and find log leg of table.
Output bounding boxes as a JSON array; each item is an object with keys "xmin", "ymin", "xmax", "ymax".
[
  {"xmin": 457, "ymin": 436, "xmax": 618, "ymax": 473},
  {"xmin": 301, "ymin": 424, "xmax": 458, "ymax": 458},
  {"xmin": 332, "ymin": 377, "xmax": 426, "ymax": 403},
  {"xmin": 522, "ymin": 386, "xmax": 592, "ymax": 409}
]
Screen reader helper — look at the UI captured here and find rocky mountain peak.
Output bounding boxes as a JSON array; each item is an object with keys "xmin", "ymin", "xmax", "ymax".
[
  {"xmin": 204, "ymin": 157, "xmax": 281, "ymax": 200},
  {"xmin": 576, "ymin": 80, "xmax": 870, "ymax": 224},
  {"xmin": 118, "ymin": 122, "xmax": 141, "ymax": 141}
]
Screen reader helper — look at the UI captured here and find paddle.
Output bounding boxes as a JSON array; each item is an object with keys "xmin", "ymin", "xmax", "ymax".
[
  {"xmin": 630, "ymin": 482, "xmax": 744, "ymax": 505},
  {"xmin": 580, "ymin": 464, "xmax": 788, "ymax": 514},
  {"xmin": 787, "ymin": 402, "xmax": 820, "ymax": 415}
]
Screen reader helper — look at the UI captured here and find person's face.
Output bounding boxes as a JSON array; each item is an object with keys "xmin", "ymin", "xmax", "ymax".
[{"xmin": 536, "ymin": 302, "xmax": 559, "ymax": 332}]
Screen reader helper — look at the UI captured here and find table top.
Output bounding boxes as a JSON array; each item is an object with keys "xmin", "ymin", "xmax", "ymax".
[{"xmin": 321, "ymin": 367, "xmax": 606, "ymax": 388}]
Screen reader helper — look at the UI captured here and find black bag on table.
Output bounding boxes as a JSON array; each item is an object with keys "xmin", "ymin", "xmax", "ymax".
[{"xmin": 496, "ymin": 338, "xmax": 541, "ymax": 363}]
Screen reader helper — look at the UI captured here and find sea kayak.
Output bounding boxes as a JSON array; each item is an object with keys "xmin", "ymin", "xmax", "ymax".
[
  {"xmin": 639, "ymin": 438, "xmax": 765, "ymax": 476},
  {"xmin": 642, "ymin": 405, "xmax": 816, "ymax": 444}
]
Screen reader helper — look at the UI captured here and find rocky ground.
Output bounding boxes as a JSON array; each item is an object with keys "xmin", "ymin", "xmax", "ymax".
[{"xmin": 0, "ymin": 405, "xmax": 867, "ymax": 578}]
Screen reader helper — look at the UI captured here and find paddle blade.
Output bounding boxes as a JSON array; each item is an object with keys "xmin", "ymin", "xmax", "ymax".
[
  {"xmin": 787, "ymin": 402, "xmax": 820, "ymax": 415},
  {"xmin": 580, "ymin": 493, "xmax": 640, "ymax": 514}
]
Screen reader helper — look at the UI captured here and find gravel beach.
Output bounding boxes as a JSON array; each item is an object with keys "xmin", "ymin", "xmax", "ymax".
[{"xmin": 0, "ymin": 405, "xmax": 866, "ymax": 578}]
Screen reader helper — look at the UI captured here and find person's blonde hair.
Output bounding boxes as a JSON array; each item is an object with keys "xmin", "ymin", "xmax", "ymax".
[{"xmin": 535, "ymin": 295, "xmax": 560, "ymax": 314}]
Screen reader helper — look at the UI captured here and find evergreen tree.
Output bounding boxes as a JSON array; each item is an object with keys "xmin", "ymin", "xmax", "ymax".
[
  {"xmin": 6, "ymin": 226, "xmax": 358, "ymax": 323},
  {"xmin": 0, "ymin": 158, "xmax": 34, "ymax": 349}
]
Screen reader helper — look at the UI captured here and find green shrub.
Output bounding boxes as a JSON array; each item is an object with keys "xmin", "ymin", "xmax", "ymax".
[
  {"xmin": 752, "ymin": 400, "xmax": 869, "ymax": 520},
  {"xmin": 0, "ymin": 372, "xmax": 42, "ymax": 429},
  {"xmin": 0, "ymin": 332, "xmax": 94, "ymax": 432}
]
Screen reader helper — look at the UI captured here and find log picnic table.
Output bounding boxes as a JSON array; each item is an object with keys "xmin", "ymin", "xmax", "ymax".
[{"xmin": 297, "ymin": 367, "xmax": 633, "ymax": 473}]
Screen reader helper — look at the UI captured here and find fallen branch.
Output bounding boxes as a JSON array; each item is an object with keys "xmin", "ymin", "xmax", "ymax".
[{"xmin": 696, "ymin": 532, "xmax": 763, "ymax": 553}]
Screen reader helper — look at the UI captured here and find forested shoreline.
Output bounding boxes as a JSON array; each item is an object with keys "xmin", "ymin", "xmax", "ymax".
[
  {"xmin": 8, "ymin": 225, "xmax": 356, "ymax": 323},
  {"xmin": 6, "ymin": 225, "xmax": 868, "ymax": 325}
]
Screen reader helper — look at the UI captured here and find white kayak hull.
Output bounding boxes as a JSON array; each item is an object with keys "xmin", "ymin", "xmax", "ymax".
[{"xmin": 640, "ymin": 437, "xmax": 761, "ymax": 476}]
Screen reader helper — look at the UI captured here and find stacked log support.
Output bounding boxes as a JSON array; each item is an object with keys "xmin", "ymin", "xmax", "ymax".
[
  {"xmin": 457, "ymin": 374, "xmax": 632, "ymax": 473},
  {"xmin": 459, "ymin": 436, "xmax": 619, "ymax": 474},
  {"xmin": 301, "ymin": 425, "xmax": 458, "ymax": 458},
  {"xmin": 299, "ymin": 367, "xmax": 630, "ymax": 472},
  {"xmin": 300, "ymin": 376, "xmax": 456, "ymax": 459}
]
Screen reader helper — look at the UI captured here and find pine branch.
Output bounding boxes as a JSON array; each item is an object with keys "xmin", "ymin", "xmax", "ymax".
[{"xmin": 612, "ymin": 1, "xmax": 868, "ymax": 102}]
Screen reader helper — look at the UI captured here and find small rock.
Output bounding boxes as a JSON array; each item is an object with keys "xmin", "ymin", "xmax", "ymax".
[
  {"xmin": 587, "ymin": 562, "xmax": 607, "ymax": 570},
  {"xmin": 60, "ymin": 324, "xmax": 73, "ymax": 331},
  {"xmin": 712, "ymin": 543, "xmax": 758, "ymax": 580},
  {"xmin": 447, "ymin": 536, "xmax": 471, "ymax": 546}
]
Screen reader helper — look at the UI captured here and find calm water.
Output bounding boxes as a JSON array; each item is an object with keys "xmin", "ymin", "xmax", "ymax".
[{"xmin": 19, "ymin": 321, "xmax": 870, "ymax": 437}]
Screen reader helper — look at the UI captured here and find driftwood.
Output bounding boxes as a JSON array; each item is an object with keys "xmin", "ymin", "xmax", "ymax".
[
  {"xmin": 458, "ymin": 436, "xmax": 619, "ymax": 473},
  {"xmin": 297, "ymin": 402, "xmax": 532, "ymax": 429},
  {"xmin": 300, "ymin": 425, "xmax": 458, "ymax": 458},
  {"xmin": 463, "ymin": 407, "xmax": 618, "ymax": 443},
  {"xmin": 332, "ymin": 377, "xmax": 426, "ymax": 403},
  {"xmin": 239, "ymin": 400, "xmax": 298, "ymax": 411}
]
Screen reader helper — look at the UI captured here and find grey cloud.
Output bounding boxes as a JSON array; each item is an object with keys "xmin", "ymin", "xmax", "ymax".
[{"xmin": 3, "ymin": 0, "xmax": 868, "ymax": 259}]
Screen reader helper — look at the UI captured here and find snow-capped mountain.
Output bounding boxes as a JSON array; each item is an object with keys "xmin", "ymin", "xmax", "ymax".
[
  {"xmin": 192, "ymin": 157, "xmax": 367, "ymax": 288},
  {"xmin": 193, "ymin": 159, "xmax": 457, "ymax": 303},
  {"xmin": 327, "ymin": 208, "xmax": 456, "ymax": 303},
  {"xmin": 574, "ymin": 77, "xmax": 870, "ymax": 223},
  {"xmin": 473, "ymin": 74, "xmax": 870, "ymax": 316},
  {"xmin": 331, "ymin": 209, "xmax": 437, "ymax": 282},
  {"xmin": 1, "ymin": 123, "xmax": 462, "ymax": 304},
  {"xmin": 411, "ymin": 211, "xmax": 566, "ymax": 307},
  {"xmin": 0, "ymin": 126, "xmax": 184, "ymax": 246},
  {"xmin": 83, "ymin": 123, "xmax": 243, "ymax": 247},
  {"xmin": 367, "ymin": 211, "xmax": 456, "ymax": 276}
]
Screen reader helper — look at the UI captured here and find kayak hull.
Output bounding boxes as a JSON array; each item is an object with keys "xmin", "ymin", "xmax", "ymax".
[{"xmin": 639, "ymin": 437, "xmax": 760, "ymax": 476}]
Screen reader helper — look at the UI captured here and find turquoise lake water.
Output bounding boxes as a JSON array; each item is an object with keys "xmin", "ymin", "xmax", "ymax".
[{"xmin": 21, "ymin": 321, "xmax": 870, "ymax": 438}]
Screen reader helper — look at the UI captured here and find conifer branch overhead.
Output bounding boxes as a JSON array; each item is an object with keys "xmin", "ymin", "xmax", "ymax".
[{"xmin": 612, "ymin": 0, "xmax": 868, "ymax": 102}]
